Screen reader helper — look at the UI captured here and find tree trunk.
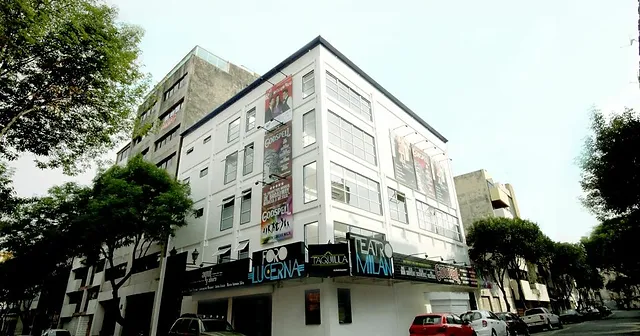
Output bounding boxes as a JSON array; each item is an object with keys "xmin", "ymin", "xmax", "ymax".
[{"xmin": 497, "ymin": 283, "xmax": 512, "ymax": 312}]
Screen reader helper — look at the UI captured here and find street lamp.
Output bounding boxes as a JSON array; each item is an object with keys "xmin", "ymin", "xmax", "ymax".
[{"xmin": 191, "ymin": 249, "xmax": 199, "ymax": 265}]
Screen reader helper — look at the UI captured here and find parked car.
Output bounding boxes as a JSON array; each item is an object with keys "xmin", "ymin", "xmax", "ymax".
[
  {"xmin": 169, "ymin": 313, "xmax": 245, "ymax": 336},
  {"xmin": 596, "ymin": 305, "xmax": 612, "ymax": 317},
  {"xmin": 409, "ymin": 313, "xmax": 475, "ymax": 336},
  {"xmin": 522, "ymin": 307, "xmax": 562, "ymax": 331},
  {"xmin": 579, "ymin": 307, "xmax": 601, "ymax": 320},
  {"xmin": 559, "ymin": 309, "xmax": 584, "ymax": 324},
  {"xmin": 496, "ymin": 312, "xmax": 530, "ymax": 336},
  {"xmin": 41, "ymin": 329, "xmax": 71, "ymax": 336},
  {"xmin": 460, "ymin": 310, "xmax": 509, "ymax": 336}
]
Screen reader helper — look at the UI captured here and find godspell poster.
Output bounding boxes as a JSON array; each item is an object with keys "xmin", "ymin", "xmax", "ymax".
[
  {"xmin": 390, "ymin": 131, "xmax": 418, "ymax": 190},
  {"xmin": 412, "ymin": 146, "xmax": 436, "ymax": 200},
  {"xmin": 260, "ymin": 178, "xmax": 293, "ymax": 244},
  {"xmin": 433, "ymin": 160, "xmax": 451, "ymax": 206},
  {"xmin": 262, "ymin": 122, "xmax": 292, "ymax": 184},
  {"xmin": 264, "ymin": 76, "xmax": 293, "ymax": 130}
]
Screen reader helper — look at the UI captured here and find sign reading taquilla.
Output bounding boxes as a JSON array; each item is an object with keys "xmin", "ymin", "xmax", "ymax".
[{"xmin": 307, "ymin": 244, "xmax": 350, "ymax": 277}]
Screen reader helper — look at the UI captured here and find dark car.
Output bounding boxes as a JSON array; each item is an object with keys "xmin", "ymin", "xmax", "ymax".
[
  {"xmin": 169, "ymin": 313, "xmax": 244, "ymax": 336},
  {"xmin": 497, "ymin": 312, "xmax": 530, "ymax": 336},
  {"xmin": 579, "ymin": 307, "xmax": 601, "ymax": 320},
  {"xmin": 559, "ymin": 309, "xmax": 583, "ymax": 324},
  {"xmin": 596, "ymin": 306, "xmax": 612, "ymax": 317}
]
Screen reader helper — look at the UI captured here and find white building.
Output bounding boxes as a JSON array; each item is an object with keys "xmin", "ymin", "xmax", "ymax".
[{"xmin": 168, "ymin": 36, "xmax": 478, "ymax": 336}]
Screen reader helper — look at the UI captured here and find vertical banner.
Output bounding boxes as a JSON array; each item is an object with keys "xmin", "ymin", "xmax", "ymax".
[
  {"xmin": 412, "ymin": 146, "xmax": 436, "ymax": 199},
  {"xmin": 264, "ymin": 76, "xmax": 293, "ymax": 129},
  {"xmin": 262, "ymin": 123, "xmax": 292, "ymax": 184},
  {"xmin": 390, "ymin": 131, "xmax": 418, "ymax": 189},
  {"xmin": 433, "ymin": 160, "xmax": 451, "ymax": 206},
  {"xmin": 261, "ymin": 178, "xmax": 293, "ymax": 244}
]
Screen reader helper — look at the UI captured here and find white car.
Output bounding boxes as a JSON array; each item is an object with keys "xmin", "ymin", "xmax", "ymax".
[
  {"xmin": 461, "ymin": 310, "xmax": 509, "ymax": 336},
  {"xmin": 522, "ymin": 307, "xmax": 562, "ymax": 331}
]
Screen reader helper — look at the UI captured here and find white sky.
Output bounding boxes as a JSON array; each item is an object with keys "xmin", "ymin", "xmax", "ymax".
[{"xmin": 10, "ymin": 0, "xmax": 640, "ymax": 243}]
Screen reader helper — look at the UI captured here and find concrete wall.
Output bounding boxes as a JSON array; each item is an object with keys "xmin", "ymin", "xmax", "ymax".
[{"xmin": 453, "ymin": 170, "xmax": 494, "ymax": 229}]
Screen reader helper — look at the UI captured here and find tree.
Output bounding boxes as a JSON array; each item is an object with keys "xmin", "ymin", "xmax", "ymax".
[
  {"xmin": 548, "ymin": 242, "xmax": 583, "ymax": 308},
  {"xmin": 0, "ymin": 184, "xmax": 84, "ymax": 335},
  {"xmin": 0, "ymin": 161, "xmax": 18, "ymax": 216},
  {"xmin": 70, "ymin": 155, "xmax": 193, "ymax": 328},
  {"xmin": 466, "ymin": 217, "xmax": 548, "ymax": 312},
  {"xmin": 580, "ymin": 108, "xmax": 640, "ymax": 217},
  {"xmin": 0, "ymin": 0, "xmax": 148, "ymax": 175}
]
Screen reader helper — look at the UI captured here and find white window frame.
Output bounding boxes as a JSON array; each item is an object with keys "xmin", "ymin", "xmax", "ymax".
[
  {"xmin": 304, "ymin": 222, "xmax": 319, "ymax": 245},
  {"xmin": 220, "ymin": 197, "xmax": 234, "ymax": 231},
  {"xmin": 243, "ymin": 144, "xmax": 254, "ymax": 176},
  {"xmin": 326, "ymin": 72, "xmax": 372, "ymax": 121},
  {"xmin": 328, "ymin": 112, "xmax": 377, "ymax": 165},
  {"xmin": 330, "ymin": 162, "xmax": 381, "ymax": 214},
  {"xmin": 302, "ymin": 110, "xmax": 316, "ymax": 147},
  {"xmin": 216, "ymin": 245, "xmax": 232, "ymax": 264},
  {"xmin": 224, "ymin": 152, "xmax": 238, "ymax": 184},
  {"xmin": 303, "ymin": 162, "xmax": 317, "ymax": 203},
  {"xmin": 302, "ymin": 70, "xmax": 315, "ymax": 98},
  {"xmin": 246, "ymin": 108, "xmax": 256, "ymax": 131},
  {"xmin": 237, "ymin": 240, "xmax": 250, "ymax": 260},
  {"xmin": 227, "ymin": 117, "xmax": 240, "ymax": 143},
  {"xmin": 199, "ymin": 167, "xmax": 208, "ymax": 178},
  {"xmin": 388, "ymin": 188, "xmax": 408, "ymax": 224},
  {"xmin": 240, "ymin": 190, "xmax": 251, "ymax": 225}
]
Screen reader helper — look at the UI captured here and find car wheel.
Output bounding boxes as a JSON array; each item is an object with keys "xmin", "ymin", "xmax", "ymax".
[
  {"xmin": 523, "ymin": 327, "xmax": 531, "ymax": 336},
  {"xmin": 491, "ymin": 329, "xmax": 497, "ymax": 336},
  {"xmin": 547, "ymin": 319, "xmax": 554, "ymax": 330},
  {"xmin": 557, "ymin": 321, "xmax": 564, "ymax": 329}
]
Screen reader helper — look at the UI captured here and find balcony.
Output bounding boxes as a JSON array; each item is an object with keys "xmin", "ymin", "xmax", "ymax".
[
  {"xmin": 489, "ymin": 183, "xmax": 510, "ymax": 209},
  {"xmin": 519, "ymin": 280, "xmax": 550, "ymax": 302},
  {"xmin": 60, "ymin": 304, "xmax": 77, "ymax": 318},
  {"xmin": 66, "ymin": 279, "xmax": 83, "ymax": 293},
  {"xmin": 493, "ymin": 208, "xmax": 514, "ymax": 219}
]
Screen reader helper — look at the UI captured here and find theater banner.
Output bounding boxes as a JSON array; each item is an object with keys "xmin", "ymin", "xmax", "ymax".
[
  {"xmin": 260, "ymin": 178, "xmax": 293, "ymax": 244},
  {"xmin": 433, "ymin": 160, "xmax": 452, "ymax": 206},
  {"xmin": 262, "ymin": 122, "xmax": 292, "ymax": 185},
  {"xmin": 390, "ymin": 131, "xmax": 418, "ymax": 190},
  {"xmin": 393, "ymin": 253, "xmax": 478, "ymax": 287},
  {"xmin": 412, "ymin": 146, "xmax": 436, "ymax": 200},
  {"xmin": 264, "ymin": 76, "xmax": 293, "ymax": 129}
]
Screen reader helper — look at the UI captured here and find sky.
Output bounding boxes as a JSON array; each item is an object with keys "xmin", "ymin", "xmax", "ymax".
[{"xmin": 9, "ymin": 0, "xmax": 640, "ymax": 243}]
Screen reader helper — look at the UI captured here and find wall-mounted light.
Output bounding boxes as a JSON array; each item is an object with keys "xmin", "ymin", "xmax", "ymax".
[
  {"xmin": 191, "ymin": 249, "xmax": 200, "ymax": 265},
  {"xmin": 169, "ymin": 247, "xmax": 177, "ymax": 257}
]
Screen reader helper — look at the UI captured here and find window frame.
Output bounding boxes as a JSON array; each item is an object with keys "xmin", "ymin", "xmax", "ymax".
[
  {"xmin": 194, "ymin": 208, "xmax": 204, "ymax": 218},
  {"xmin": 240, "ymin": 190, "xmax": 251, "ymax": 225},
  {"xmin": 327, "ymin": 111, "xmax": 377, "ymax": 165},
  {"xmin": 302, "ymin": 110, "xmax": 316, "ymax": 147},
  {"xmin": 245, "ymin": 108, "xmax": 256, "ymax": 131},
  {"xmin": 303, "ymin": 161, "xmax": 318, "ymax": 203},
  {"xmin": 330, "ymin": 162, "xmax": 382, "ymax": 214},
  {"xmin": 227, "ymin": 117, "xmax": 241, "ymax": 143},
  {"xmin": 243, "ymin": 143, "xmax": 254, "ymax": 176},
  {"xmin": 304, "ymin": 222, "xmax": 319, "ymax": 245},
  {"xmin": 199, "ymin": 167, "xmax": 209, "ymax": 178},
  {"xmin": 220, "ymin": 197, "xmax": 235, "ymax": 231},
  {"xmin": 302, "ymin": 70, "xmax": 315, "ymax": 98},
  {"xmin": 326, "ymin": 72, "xmax": 372, "ymax": 121},
  {"xmin": 224, "ymin": 152, "xmax": 238, "ymax": 184},
  {"xmin": 237, "ymin": 240, "xmax": 250, "ymax": 260},
  {"xmin": 216, "ymin": 245, "xmax": 232, "ymax": 264},
  {"xmin": 388, "ymin": 187, "xmax": 408, "ymax": 224},
  {"xmin": 337, "ymin": 288, "xmax": 352, "ymax": 324}
]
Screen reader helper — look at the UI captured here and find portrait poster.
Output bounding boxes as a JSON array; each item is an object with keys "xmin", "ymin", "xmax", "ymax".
[
  {"xmin": 412, "ymin": 146, "xmax": 436, "ymax": 199},
  {"xmin": 264, "ymin": 76, "xmax": 293, "ymax": 130},
  {"xmin": 262, "ymin": 122, "xmax": 292, "ymax": 184},
  {"xmin": 390, "ymin": 131, "xmax": 418, "ymax": 190},
  {"xmin": 260, "ymin": 177, "xmax": 293, "ymax": 244},
  {"xmin": 433, "ymin": 160, "xmax": 452, "ymax": 206}
]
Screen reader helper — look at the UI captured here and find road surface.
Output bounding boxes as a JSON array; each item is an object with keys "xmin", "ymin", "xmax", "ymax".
[{"xmin": 535, "ymin": 310, "xmax": 640, "ymax": 336}]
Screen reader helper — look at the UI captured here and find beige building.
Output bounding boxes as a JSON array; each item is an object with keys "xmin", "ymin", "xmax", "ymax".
[{"xmin": 454, "ymin": 169, "xmax": 551, "ymax": 314}]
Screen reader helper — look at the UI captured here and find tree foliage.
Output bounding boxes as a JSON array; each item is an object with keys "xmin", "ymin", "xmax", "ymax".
[
  {"xmin": 0, "ymin": 0, "xmax": 148, "ymax": 174},
  {"xmin": 580, "ymin": 108, "xmax": 640, "ymax": 217},
  {"xmin": 70, "ymin": 155, "xmax": 193, "ymax": 326},
  {"xmin": 466, "ymin": 217, "xmax": 548, "ymax": 312}
]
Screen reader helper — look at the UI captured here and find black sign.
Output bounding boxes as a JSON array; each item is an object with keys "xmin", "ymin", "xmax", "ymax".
[
  {"xmin": 347, "ymin": 233, "xmax": 393, "ymax": 278},
  {"xmin": 307, "ymin": 244, "xmax": 350, "ymax": 277},
  {"xmin": 184, "ymin": 258, "xmax": 250, "ymax": 293},
  {"xmin": 392, "ymin": 253, "xmax": 479, "ymax": 288},
  {"xmin": 248, "ymin": 241, "xmax": 305, "ymax": 284}
]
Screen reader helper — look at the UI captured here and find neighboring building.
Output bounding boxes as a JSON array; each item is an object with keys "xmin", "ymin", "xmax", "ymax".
[
  {"xmin": 454, "ymin": 169, "xmax": 550, "ymax": 314},
  {"xmin": 170, "ymin": 36, "xmax": 477, "ymax": 336},
  {"xmin": 59, "ymin": 46, "xmax": 258, "ymax": 336}
]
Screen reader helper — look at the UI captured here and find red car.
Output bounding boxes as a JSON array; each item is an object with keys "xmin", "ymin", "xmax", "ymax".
[{"xmin": 410, "ymin": 313, "xmax": 476, "ymax": 336}]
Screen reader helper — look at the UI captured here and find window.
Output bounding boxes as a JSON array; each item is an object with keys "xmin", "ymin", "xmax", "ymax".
[
  {"xmin": 203, "ymin": 135, "xmax": 211, "ymax": 144},
  {"xmin": 302, "ymin": 71, "xmax": 315, "ymax": 98},
  {"xmin": 195, "ymin": 208, "xmax": 204, "ymax": 218},
  {"xmin": 131, "ymin": 252, "xmax": 160, "ymax": 274},
  {"xmin": 237, "ymin": 240, "xmax": 249, "ymax": 260},
  {"xmin": 388, "ymin": 188, "xmax": 408, "ymax": 223},
  {"xmin": 155, "ymin": 127, "xmax": 179, "ymax": 151},
  {"xmin": 333, "ymin": 221, "xmax": 385, "ymax": 244},
  {"xmin": 186, "ymin": 147, "xmax": 194, "ymax": 155},
  {"xmin": 304, "ymin": 222, "xmax": 319, "ymax": 245},
  {"xmin": 141, "ymin": 147, "xmax": 149, "ymax": 158},
  {"xmin": 330, "ymin": 163, "xmax": 381, "ymax": 214},
  {"xmin": 200, "ymin": 167, "xmax": 208, "ymax": 178},
  {"xmin": 224, "ymin": 152, "xmax": 238, "ymax": 184},
  {"xmin": 337, "ymin": 288, "xmax": 352, "ymax": 324},
  {"xmin": 220, "ymin": 197, "xmax": 234, "ymax": 231},
  {"xmin": 415, "ymin": 201, "xmax": 462, "ymax": 242},
  {"xmin": 216, "ymin": 245, "xmax": 231, "ymax": 264},
  {"xmin": 302, "ymin": 110, "xmax": 316, "ymax": 147},
  {"xmin": 240, "ymin": 190, "xmax": 251, "ymax": 224},
  {"xmin": 157, "ymin": 154, "xmax": 175, "ymax": 170},
  {"xmin": 326, "ymin": 72, "xmax": 372, "ymax": 120},
  {"xmin": 164, "ymin": 75, "xmax": 187, "ymax": 101},
  {"xmin": 246, "ymin": 108, "xmax": 256, "ymax": 131},
  {"xmin": 159, "ymin": 100, "xmax": 183, "ymax": 130},
  {"xmin": 303, "ymin": 162, "xmax": 317, "ymax": 203},
  {"xmin": 243, "ymin": 144, "xmax": 254, "ymax": 175},
  {"xmin": 328, "ymin": 112, "xmax": 377, "ymax": 165},
  {"xmin": 227, "ymin": 118, "xmax": 240, "ymax": 142}
]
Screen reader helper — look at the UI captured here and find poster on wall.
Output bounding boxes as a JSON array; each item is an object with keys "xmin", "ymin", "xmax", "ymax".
[
  {"xmin": 390, "ymin": 131, "xmax": 418, "ymax": 190},
  {"xmin": 248, "ymin": 241, "xmax": 305, "ymax": 284},
  {"xmin": 433, "ymin": 160, "xmax": 452, "ymax": 206},
  {"xmin": 260, "ymin": 178, "xmax": 293, "ymax": 244},
  {"xmin": 347, "ymin": 233, "xmax": 393, "ymax": 278},
  {"xmin": 262, "ymin": 122, "xmax": 292, "ymax": 184},
  {"xmin": 264, "ymin": 76, "xmax": 293, "ymax": 130},
  {"xmin": 412, "ymin": 146, "xmax": 436, "ymax": 200}
]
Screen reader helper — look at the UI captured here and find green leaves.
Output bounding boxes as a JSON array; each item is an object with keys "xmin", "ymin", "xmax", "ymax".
[{"xmin": 0, "ymin": 0, "xmax": 149, "ymax": 175}]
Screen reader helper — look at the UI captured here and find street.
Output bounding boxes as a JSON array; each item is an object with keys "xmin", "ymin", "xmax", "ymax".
[{"xmin": 535, "ymin": 311, "xmax": 640, "ymax": 336}]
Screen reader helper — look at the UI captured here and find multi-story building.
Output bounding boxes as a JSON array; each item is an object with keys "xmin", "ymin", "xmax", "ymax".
[
  {"xmin": 168, "ymin": 36, "xmax": 478, "ymax": 336},
  {"xmin": 454, "ymin": 169, "xmax": 550, "ymax": 314},
  {"xmin": 58, "ymin": 46, "xmax": 258, "ymax": 336}
]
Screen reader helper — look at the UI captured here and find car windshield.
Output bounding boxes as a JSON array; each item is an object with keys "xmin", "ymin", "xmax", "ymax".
[
  {"xmin": 562, "ymin": 310, "xmax": 577, "ymax": 314},
  {"xmin": 202, "ymin": 320, "xmax": 233, "ymax": 332},
  {"xmin": 413, "ymin": 315, "xmax": 441, "ymax": 325},
  {"xmin": 460, "ymin": 312, "xmax": 479, "ymax": 322},
  {"xmin": 496, "ymin": 313, "xmax": 509, "ymax": 320},
  {"xmin": 525, "ymin": 308, "xmax": 545, "ymax": 316}
]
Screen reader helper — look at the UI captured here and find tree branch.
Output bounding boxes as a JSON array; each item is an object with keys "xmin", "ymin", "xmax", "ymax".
[{"xmin": 0, "ymin": 106, "xmax": 39, "ymax": 140}]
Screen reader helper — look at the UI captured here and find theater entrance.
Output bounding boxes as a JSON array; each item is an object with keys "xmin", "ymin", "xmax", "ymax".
[{"xmin": 232, "ymin": 295, "xmax": 272, "ymax": 336}]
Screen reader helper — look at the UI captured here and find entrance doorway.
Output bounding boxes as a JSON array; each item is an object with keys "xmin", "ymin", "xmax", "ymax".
[
  {"xmin": 122, "ymin": 292, "xmax": 155, "ymax": 336},
  {"xmin": 232, "ymin": 295, "xmax": 271, "ymax": 336}
]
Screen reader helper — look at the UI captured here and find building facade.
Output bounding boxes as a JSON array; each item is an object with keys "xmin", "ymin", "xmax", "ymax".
[
  {"xmin": 58, "ymin": 46, "xmax": 258, "ymax": 336},
  {"xmin": 454, "ymin": 169, "xmax": 551, "ymax": 314},
  {"xmin": 169, "ymin": 36, "xmax": 478, "ymax": 336}
]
